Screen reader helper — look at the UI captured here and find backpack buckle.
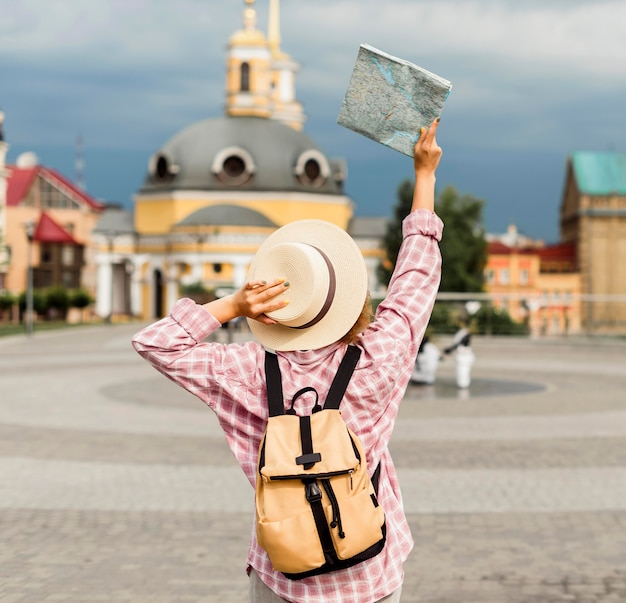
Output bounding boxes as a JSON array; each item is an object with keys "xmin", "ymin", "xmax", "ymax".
[{"xmin": 304, "ymin": 481, "xmax": 322, "ymax": 503}]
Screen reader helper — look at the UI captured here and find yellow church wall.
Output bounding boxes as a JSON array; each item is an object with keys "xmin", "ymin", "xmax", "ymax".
[
  {"xmin": 257, "ymin": 199, "xmax": 352, "ymax": 228},
  {"xmin": 134, "ymin": 197, "xmax": 183, "ymax": 234},
  {"xmin": 134, "ymin": 194, "xmax": 354, "ymax": 234}
]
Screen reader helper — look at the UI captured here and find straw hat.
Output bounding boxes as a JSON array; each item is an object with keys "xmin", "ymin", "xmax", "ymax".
[{"xmin": 246, "ymin": 219, "xmax": 368, "ymax": 351}]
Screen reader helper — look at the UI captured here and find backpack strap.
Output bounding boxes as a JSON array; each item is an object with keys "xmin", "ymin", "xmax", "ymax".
[
  {"xmin": 264, "ymin": 345, "xmax": 361, "ymax": 416},
  {"xmin": 264, "ymin": 352, "xmax": 285, "ymax": 417},
  {"xmin": 325, "ymin": 346, "xmax": 382, "ymax": 494},
  {"xmin": 324, "ymin": 345, "xmax": 361, "ymax": 410}
]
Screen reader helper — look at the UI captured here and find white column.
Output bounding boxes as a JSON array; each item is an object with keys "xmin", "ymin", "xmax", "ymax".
[
  {"xmin": 192, "ymin": 259, "xmax": 203, "ymax": 283},
  {"xmin": 129, "ymin": 257, "xmax": 147, "ymax": 317},
  {"xmin": 165, "ymin": 263, "xmax": 179, "ymax": 313},
  {"xmin": 233, "ymin": 261, "xmax": 249, "ymax": 288},
  {"xmin": 95, "ymin": 257, "xmax": 113, "ymax": 318}
]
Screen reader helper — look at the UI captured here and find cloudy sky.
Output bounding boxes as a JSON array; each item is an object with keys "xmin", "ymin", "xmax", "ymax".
[{"xmin": 2, "ymin": 0, "xmax": 626, "ymax": 242}]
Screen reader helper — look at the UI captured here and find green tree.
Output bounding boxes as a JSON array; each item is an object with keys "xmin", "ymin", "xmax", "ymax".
[
  {"xmin": 436, "ymin": 186, "xmax": 488, "ymax": 293},
  {"xmin": 376, "ymin": 180, "xmax": 413, "ymax": 287},
  {"xmin": 378, "ymin": 181, "xmax": 488, "ymax": 293}
]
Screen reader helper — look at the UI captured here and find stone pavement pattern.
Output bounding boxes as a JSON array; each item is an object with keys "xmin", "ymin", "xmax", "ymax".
[{"xmin": 2, "ymin": 324, "xmax": 626, "ymax": 602}]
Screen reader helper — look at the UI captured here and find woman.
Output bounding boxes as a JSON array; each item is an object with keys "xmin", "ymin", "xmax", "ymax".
[{"xmin": 132, "ymin": 118, "xmax": 443, "ymax": 602}]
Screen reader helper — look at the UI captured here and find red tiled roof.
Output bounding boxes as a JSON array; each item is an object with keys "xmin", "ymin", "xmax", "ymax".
[
  {"xmin": 6, "ymin": 166, "xmax": 37, "ymax": 207},
  {"xmin": 6, "ymin": 165, "xmax": 105, "ymax": 211},
  {"xmin": 487, "ymin": 241, "xmax": 514, "ymax": 254},
  {"xmin": 33, "ymin": 212, "xmax": 78, "ymax": 244},
  {"xmin": 536, "ymin": 242, "xmax": 577, "ymax": 261}
]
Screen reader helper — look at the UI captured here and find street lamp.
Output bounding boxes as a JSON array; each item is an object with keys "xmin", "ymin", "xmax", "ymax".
[{"xmin": 23, "ymin": 220, "xmax": 35, "ymax": 337}]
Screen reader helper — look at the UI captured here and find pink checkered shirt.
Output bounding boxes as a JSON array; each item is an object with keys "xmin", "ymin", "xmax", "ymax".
[{"xmin": 132, "ymin": 209, "xmax": 443, "ymax": 603}]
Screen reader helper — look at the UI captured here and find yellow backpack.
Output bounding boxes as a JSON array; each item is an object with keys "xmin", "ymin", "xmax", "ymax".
[{"xmin": 256, "ymin": 345, "xmax": 386, "ymax": 580}]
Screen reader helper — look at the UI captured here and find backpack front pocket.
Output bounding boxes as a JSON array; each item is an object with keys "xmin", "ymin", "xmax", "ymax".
[
  {"xmin": 324, "ymin": 485, "xmax": 386, "ymax": 560},
  {"xmin": 257, "ymin": 507, "xmax": 326, "ymax": 573}
]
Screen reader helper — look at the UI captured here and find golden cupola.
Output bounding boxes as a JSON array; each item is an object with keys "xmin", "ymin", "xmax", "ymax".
[{"xmin": 225, "ymin": 0, "xmax": 304, "ymax": 130}]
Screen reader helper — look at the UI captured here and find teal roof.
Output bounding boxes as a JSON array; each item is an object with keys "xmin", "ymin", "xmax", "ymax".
[{"xmin": 571, "ymin": 151, "xmax": 626, "ymax": 195}]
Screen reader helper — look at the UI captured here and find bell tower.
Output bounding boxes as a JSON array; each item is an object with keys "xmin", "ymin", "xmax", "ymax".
[
  {"xmin": 225, "ymin": 0, "xmax": 305, "ymax": 130},
  {"xmin": 267, "ymin": 0, "xmax": 305, "ymax": 131},
  {"xmin": 225, "ymin": 0, "xmax": 272, "ymax": 119}
]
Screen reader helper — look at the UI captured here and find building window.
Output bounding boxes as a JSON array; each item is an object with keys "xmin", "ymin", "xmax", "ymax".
[
  {"xmin": 240, "ymin": 62, "xmax": 250, "ymax": 92},
  {"xmin": 486, "ymin": 268, "xmax": 495, "ymax": 284},
  {"xmin": 212, "ymin": 146, "xmax": 255, "ymax": 186},
  {"xmin": 294, "ymin": 150, "xmax": 330, "ymax": 188},
  {"xmin": 34, "ymin": 243, "xmax": 83, "ymax": 289},
  {"xmin": 223, "ymin": 155, "xmax": 246, "ymax": 179},
  {"xmin": 499, "ymin": 268, "xmax": 509, "ymax": 285},
  {"xmin": 39, "ymin": 177, "xmax": 80, "ymax": 209},
  {"xmin": 519, "ymin": 268, "xmax": 529, "ymax": 285},
  {"xmin": 149, "ymin": 152, "xmax": 179, "ymax": 184},
  {"xmin": 62, "ymin": 246, "xmax": 75, "ymax": 266}
]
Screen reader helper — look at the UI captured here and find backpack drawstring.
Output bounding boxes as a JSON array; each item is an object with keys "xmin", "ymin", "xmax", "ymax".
[{"xmin": 322, "ymin": 479, "xmax": 345, "ymax": 538}]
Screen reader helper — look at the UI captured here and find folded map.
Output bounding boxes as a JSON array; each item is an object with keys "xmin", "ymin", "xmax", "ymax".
[{"xmin": 337, "ymin": 44, "xmax": 452, "ymax": 157}]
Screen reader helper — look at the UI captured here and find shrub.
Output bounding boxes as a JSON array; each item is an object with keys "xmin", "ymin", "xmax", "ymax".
[
  {"xmin": 473, "ymin": 305, "xmax": 528, "ymax": 336},
  {"xmin": 46, "ymin": 286, "xmax": 70, "ymax": 316},
  {"xmin": 180, "ymin": 281, "xmax": 216, "ymax": 305},
  {"xmin": 0, "ymin": 291, "xmax": 15, "ymax": 312},
  {"xmin": 427, "ymin": 302, "xmax": 457, "ymax": 334},
  {"xmin": 18, "ymin": 289, "xmax": 49, "ymax": 318},
  {"xmin": 69, "ymin": 288, "xmax": 93, "ymax": 309}
]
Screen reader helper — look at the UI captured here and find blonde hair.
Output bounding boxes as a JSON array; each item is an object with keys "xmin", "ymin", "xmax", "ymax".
[{"xmin": 340, "ymin": 292, "xmax": 374, "ymax": 345}]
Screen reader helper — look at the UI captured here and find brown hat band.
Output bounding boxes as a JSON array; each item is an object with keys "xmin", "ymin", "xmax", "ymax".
[{"xmin": 292, "ymin": 246, "xmax": 336, "ymax": 330}]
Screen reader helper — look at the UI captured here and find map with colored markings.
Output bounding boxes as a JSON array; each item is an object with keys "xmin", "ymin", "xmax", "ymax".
[{"xmin": 337, "ymin": 44, "xmax": 452, "ymax": 157}]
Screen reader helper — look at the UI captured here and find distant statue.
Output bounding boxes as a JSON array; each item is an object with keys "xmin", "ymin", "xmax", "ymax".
[
  {"xmin": 410, "ymin": 336, "xmax": 441, "ymax": 385},
  {"xmin": 444, "ymin": 325, "xmax": 475, "ymax": 389}
]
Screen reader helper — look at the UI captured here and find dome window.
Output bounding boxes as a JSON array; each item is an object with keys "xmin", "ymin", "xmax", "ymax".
[
  {"xmin": 212, "ymin": 146, "xmax": 255, "ymax": 186},
  {"xmin": 295, "ymin": 150, "xmax": 330, "ymax": 188},
  {"xmin": 149, "ymin": 152, "xmax": 179, "ymax": 184},
  {"xmin": 223, "ymin": 155, "xmax": 246, "ymax": 179}
]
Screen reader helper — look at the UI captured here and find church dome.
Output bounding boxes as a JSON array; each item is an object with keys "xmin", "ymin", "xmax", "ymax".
[
  {"xmin": 175, "ymin": 204, "xmax": 278, "ymax": 228},
  {"xmin": 229, "ymin": 27, "xmax": 267, "ymax": 47},
  {"xmin": 141, "ymin": 116, "xmax": 344, "ymax": 196}
]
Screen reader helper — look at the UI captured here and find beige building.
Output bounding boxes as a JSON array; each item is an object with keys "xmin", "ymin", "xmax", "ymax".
[
  {"xmin": 485, "ymin": 235, "xmax": 582, "ymax": 336},
  {"xmin": 560, "ymin": 152, "xmax": 626, "ymax": 334},
  {"xmin": 483, "ymin": 149, "xmax": 626, "ymax": 337},
  {"xmin": 0, "ymin": 111, "xmax": 9, "ymax": 289},
  {"xmin": 0, "ymin": 124, "xmax": 104, "ymax": 302}
]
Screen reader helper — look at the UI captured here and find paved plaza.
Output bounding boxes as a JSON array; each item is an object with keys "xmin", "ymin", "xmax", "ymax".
[{"xmin": 1, "ymin": 322, "xmax": 626, "ymax": 602}]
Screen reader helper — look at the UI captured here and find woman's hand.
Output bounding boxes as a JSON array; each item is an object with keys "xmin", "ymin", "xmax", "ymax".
[
  {"xmin": 414, "ymin": 117, "xmax": 442, "ymax": 176},
  {"xmin": 203, "ymin": 279, "xmax": 290, "ymax": 325},
  {"xmin": 412, "ymin": 118, "xmax": 442, "ymax": 212}
]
